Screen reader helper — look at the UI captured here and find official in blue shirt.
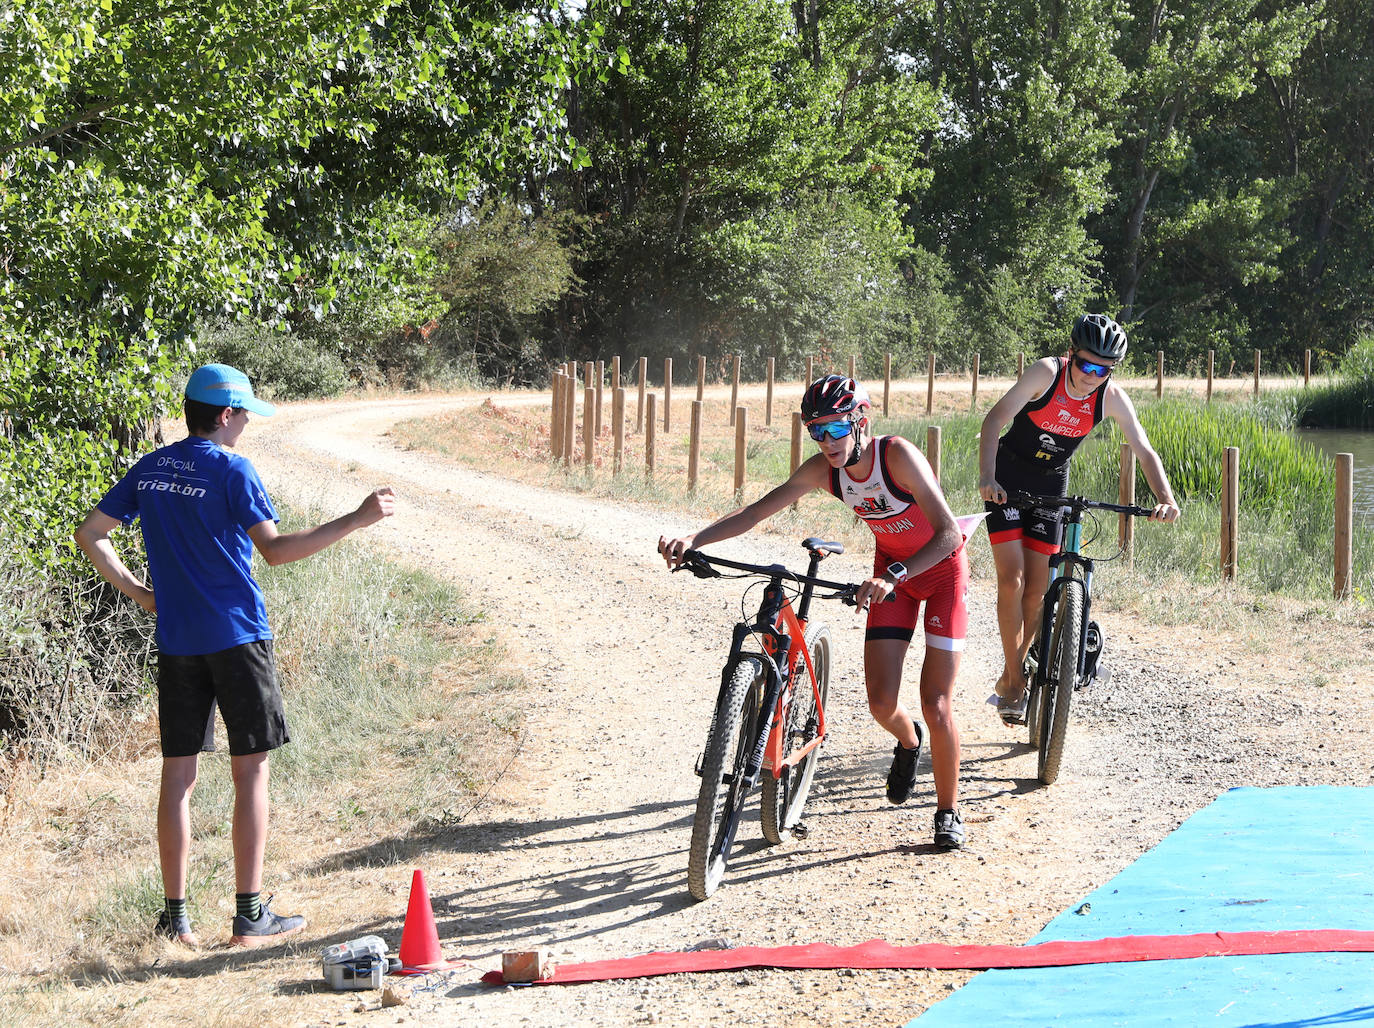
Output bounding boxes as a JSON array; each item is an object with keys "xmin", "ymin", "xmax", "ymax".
[{"xmin": 76, "ymin": 363, "xmax": 396, "ymax": 948}]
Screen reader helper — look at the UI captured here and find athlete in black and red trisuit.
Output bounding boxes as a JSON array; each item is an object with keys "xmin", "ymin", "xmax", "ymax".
[
  {"xmin": 979, "ymin": 314, "xmax": 1180, "ymax": 723},
  {"xmin": 660, "ymin": 375, "xmax": 973, "ymax": 849}
]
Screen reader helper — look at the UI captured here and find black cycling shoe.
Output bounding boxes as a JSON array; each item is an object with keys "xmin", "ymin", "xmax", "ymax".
[
  {"xmin": 933, "ymin": 807, "xmax": 965, "ymax": 850},
  {"xmin": 886, "ymin": 719, "xmax": 924, "ymax": 804}
]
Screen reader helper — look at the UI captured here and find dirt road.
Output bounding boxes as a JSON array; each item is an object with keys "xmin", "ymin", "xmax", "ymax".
[{"xmin": 244, "ymin": 390, "xmax": 1369, "ymax": 1027}]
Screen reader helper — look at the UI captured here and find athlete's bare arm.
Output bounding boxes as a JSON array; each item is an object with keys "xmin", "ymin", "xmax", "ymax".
[
  {"xmin": 978, "ymin": 358, "xmax": 1057, "ymax": 504},
  {"xmin": 658, "ymin": 454, "xmax": 832, "ymax": 569},
  {"xmin": 1102, "ymin": 386, "xmax": 1180, "ymax": 522}
]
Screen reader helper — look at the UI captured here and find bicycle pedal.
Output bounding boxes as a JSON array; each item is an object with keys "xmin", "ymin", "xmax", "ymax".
[{"xmin": 792, "ymin": 822, "xmax": 809, "ymax": 839}]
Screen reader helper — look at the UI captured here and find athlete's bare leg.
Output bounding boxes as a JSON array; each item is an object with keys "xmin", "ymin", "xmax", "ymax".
[{"xmin": 863, "ymin": 638, "xmax": 921, "ymax": 749}]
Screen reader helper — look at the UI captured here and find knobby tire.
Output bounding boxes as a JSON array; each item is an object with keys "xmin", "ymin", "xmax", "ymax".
[
  {"xmin": 688, "ymin": 657, "xmax": 766, "ymax": 901},
  {"xmin": 760, "ymin": 623, "xmax": 831, "ymax": 844},
  {"xmin": 1038, "ymin": 578, "xmax": 1085, "ymax": 785}
]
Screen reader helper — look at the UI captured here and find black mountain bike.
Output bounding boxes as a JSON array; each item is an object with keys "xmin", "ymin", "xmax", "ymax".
[
  {"xmin": 675, "ymin": 538, "xmax": 869, "ymax": 900},
  {"xmin": 1009, "ymin": 490, "xmax": 1155, "ymax": 785}
]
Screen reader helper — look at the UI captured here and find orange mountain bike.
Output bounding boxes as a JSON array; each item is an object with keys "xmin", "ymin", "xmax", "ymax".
[{"xmin": 675, "ymin": 538, "xmax": 870, "ymax": 901}]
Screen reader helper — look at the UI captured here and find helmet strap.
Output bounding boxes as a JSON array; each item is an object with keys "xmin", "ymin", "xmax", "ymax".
[{"xmin": 843, "ymin": 415, "xmax": 866, "ymax": 467}]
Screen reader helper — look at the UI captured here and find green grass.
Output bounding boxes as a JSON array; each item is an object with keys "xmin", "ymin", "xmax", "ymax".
[
  {"xmin": 184, "ymin": 515, "xmax": 522, "ymax": 842},
  {"xmin": 6, "ymin": 502, "xmax": 522, "ymax": 961}
]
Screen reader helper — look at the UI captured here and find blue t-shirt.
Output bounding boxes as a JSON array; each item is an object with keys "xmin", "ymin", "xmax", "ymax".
[{"xmin": 98, "ymin": 436, "xmax": 278, "ymax": 656}]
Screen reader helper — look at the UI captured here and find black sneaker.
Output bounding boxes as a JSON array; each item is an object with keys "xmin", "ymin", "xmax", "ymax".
[
  {"xmin": 886, "ymin": 719, "xmax": 924, "ymax": 805},
  {"xmin": 933, "ymin": 807, "xmax": 965, "ymax": 850},
  {"xmin": 155, "ymin": 909, "xmax": 199, "ymax": 948},
  {"xmin": 229, "ymin": 896, "xmax": 306, "ymax": 948}
]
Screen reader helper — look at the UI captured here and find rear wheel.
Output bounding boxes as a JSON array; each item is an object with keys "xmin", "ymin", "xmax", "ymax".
[
  {"xmin": 1038, "ymin": 579, "xmax": 1084, "ymax": 785},
  {"xmin": 761, "ymin": 623, "xmax": 831, "ymax": 844},
  {"xmin": 688, "ymin": 657, "xmax": 765, "ymax": 900}
]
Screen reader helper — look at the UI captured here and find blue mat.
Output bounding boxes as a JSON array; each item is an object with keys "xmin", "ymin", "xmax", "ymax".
[{"xmin": 912, "ymin": 787, "xmax": 1374, "ymax": 1026}]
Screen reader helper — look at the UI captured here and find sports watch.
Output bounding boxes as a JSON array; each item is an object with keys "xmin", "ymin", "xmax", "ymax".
[{"xmin": 885, "ymin": 561, "xmax": 909, "ymax": 584}]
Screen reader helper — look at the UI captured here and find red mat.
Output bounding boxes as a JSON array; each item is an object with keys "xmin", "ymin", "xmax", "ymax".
[{"xmin": 481, "ymin": 930, "xmax": 1374, "ymax": 985}]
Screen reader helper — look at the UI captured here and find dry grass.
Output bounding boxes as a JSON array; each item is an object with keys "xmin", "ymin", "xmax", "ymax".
[{"xmin": 0, "ymin": 533, "xmax": 521, "ymax": 1026}]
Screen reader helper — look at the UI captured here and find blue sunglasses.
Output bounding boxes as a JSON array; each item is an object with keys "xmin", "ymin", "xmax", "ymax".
[
  {"xmin": 1073, "ymin": 354, "xmax": 1113, "ymax": 377},
  {"xmin": 807, "ymin": 418, "xmax": 856, "ymax": 442}
]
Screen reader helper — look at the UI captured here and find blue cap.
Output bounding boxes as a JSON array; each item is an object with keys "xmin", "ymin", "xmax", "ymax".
[{"xmin": 184, "ymin": 364, "xmax": 275, "ymax": 416}]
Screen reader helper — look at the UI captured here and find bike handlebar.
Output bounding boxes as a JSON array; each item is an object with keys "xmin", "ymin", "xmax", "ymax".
[
  {"xmin": 676, "ymin": 549, "xmax": 877, "ymax": 606},
  {"xmin": 1006, "ymin": 490, "xmax": 1155, "ymax": 519}
]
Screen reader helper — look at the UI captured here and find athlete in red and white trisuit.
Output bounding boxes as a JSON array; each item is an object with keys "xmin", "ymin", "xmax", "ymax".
[
  {"xmin": 660, "ymin": 375, "xmax": 970, "ymax": 850},
  {"xmin": 979, "ymin": 314, "xmax": 1180, "ymax": 723}
]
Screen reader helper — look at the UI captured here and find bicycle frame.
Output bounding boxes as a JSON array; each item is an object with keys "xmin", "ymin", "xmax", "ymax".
[
  {"xmin": 704, "ymin": 552, "xmax": 831, "ymax": 789},
  {"xmin": 1035, "ymin": 512, "xmax": 1097, "ymax": 684}
]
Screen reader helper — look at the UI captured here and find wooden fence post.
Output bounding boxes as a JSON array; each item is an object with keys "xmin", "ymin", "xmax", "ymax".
[
  {"xmin": 970, "ymin": 352, "xmax": 980, "ymax": 410},
  {"xmin": 1119, "ymin": 443, "xmax": 1136, "ymax": 564},
  {"xmin": 883, "ymin": 353, "xmax": 891, "ymax": 416},
  {"xmin": 848, "ymin": 354, "xmax": 856, "ymax": 380},
  {"xmin": 1156, "ymin": 351, "xmax": 1164, "ymax": 398},
  {"xmin": 583, "ymin": 385, "xmax": 594, "ymax": 467},
  {"xmin": 550, "ymin": 371, "xmax": 564, "ymax": 459},
  {"xmin": 806, "ymin": 355, "xmax": 814, "ymax": 387},
  {"xmin": 613, "ymin": 386, "xmax": 625, "ymax": 474},
  {"xmin": 1253, "ymin": 349, "xmax": 1261, "ymax": 396},
  {"xmin": 1207, "ymin": 350, "xmax": 1215, "ymax": 403},
  {"xmin": 729, "ymin": 354, "xmax": 740, "ymax": 426},
  {"xmin": 696, "ymin": 355, "xmax": 705, "ymax": 402},
  {"xmin": 594, "ymin": 360, "xmax": 604, "ymax": 437},
  {"xmin": 766, "ymin": 357, "xmax": 775, "ymax": 427},
  {"xmin": 926, "ymin": 352, "xmax": 935, "ymax": 415},
  {"xmin": 688, "ymin": 399, "xmax": 702, "ymax": 492},
  {"xmin": 734, "ymin": 406, "xmax": 747, "ymax": 497},
  {"xmin": 663, "ymin": 357, "xmax": 673, "ymax": 432},
  {"xmin": 611, "ymin": 354, "xmax": 621, "ymax": 390},
  {"xmin": 562, "ymin": 373, "xmax": 575, "ymax": 463},
  {"xmin": 1336, "ymin": 452, "xmax": 1353, "ymax": 599},
  {"xmin": 1221, "ymin": 446, "xmax": 1239, "ymax": 580},
  {"xmin": 790, "ymin": 412, "xmax": 802, "ymax": 510},
  {"xmin": 926, "ymin": 425, "xmax": 942, "ymax": 483},
  {"xmin": 645, "ymin": 393, "xmax": 656, "ymax": 477},
  {"xmin": 637, "ymin": 356, "xmax": 647, "ymax": 432},
  {"xmin": 1017, "ymin": 352, "xmax": 1025, "ymax": 378},
  {"xmin": 1304, "ymin": 349, "xmax": 1311, "ymax": 389}
]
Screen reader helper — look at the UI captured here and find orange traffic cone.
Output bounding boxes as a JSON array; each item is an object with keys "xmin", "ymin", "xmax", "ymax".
[{"xmin": 397, "ymin": 868, "xmax": 450, "ymax": 970}]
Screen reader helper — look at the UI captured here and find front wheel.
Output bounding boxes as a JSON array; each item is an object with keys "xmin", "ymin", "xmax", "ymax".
[
  {"xmin": 761, "ymin": 623, "xmax": 831, "ymax": 844},
  {"xmin": 1037, "ymin": 579, "xmax": 1085, "ymax": 785},
  {"xmin": 688, "ymin": 657, "xmax": 766, "ymax": 900}
]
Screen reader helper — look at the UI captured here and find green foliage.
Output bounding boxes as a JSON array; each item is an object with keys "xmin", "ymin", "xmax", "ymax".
[
  {"xmin": 1338, "ymin": 335, "xmax": 1374, "ymax": 384},
  {"xmin": 196, "ymin": 322, "xmax": 349, "ymax": 400},
  {"xmin": 1, "ymin": 0, "xmax": 607, "ymax": 572},
  {"xmin": 425, "ymin": 200, "xmax": 585, "ymax": 385}
]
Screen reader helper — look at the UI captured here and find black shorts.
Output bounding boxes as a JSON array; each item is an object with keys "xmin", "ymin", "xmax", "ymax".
[
  {"xmin": 984, "ymin": 444, "xmax": 1070, "ymax": 555},
  {"xmin": 157, "ymin": 639, "xmax": 290, "ymax": 757}
]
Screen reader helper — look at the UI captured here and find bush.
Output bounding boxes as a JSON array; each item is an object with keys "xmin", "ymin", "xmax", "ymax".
[
  {"xmin": 195, "ymin": 321, "xmax": 349, "ymax": 400},
  {"xmin": 0, "ymin": 550, "xmax": 156, "ymax": 766}
]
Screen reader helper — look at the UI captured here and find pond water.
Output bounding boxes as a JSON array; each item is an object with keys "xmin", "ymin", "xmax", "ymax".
[{"xmin": 1297, "ymin": 428, "xmax": 1374, "ymax": 518}]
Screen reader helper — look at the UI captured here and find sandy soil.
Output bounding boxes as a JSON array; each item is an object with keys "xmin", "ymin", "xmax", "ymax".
[{"xmin": 137, "ymin": 383, "xmax": 1374, "ymax": 1026}]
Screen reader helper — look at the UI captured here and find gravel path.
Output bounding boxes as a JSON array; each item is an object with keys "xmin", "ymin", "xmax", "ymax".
[{"xmin": 243, "ymin": 391, "xmax": 1372, "ymax": 1027}]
